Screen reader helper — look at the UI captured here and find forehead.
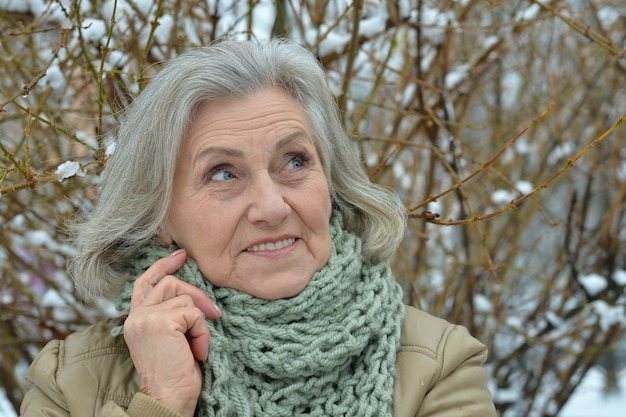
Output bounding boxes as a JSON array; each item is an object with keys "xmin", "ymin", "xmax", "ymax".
[
  {"xmin": 181, "ymin": 88, "xmax": 316, "ymax": 155},
  {"xmin": 200, "ymin": 88, "xmax": 307, "ymax": 130}
]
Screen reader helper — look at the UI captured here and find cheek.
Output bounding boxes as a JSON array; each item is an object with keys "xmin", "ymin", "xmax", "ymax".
[
  {"xmin": 193, "ymin": 209, "xmax": 246, "ymax": 261},
  {"xmin": 165, "ymin": 199, "xmax": 210, "ymax": 248},
  {"xmin": 319, "ymin": 233, "xmax": 332, "ymax": 265},
  {"xmin": 312, "ymin": 191, "xmax": 333, "ymax": 259},
  {"xmin": 316, "ymin": 184, "xmax": 332, "ymax": 227}
]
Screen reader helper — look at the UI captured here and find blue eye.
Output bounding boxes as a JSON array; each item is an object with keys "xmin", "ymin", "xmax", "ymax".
[
  {"xmin": 287, "ymin": 152, "xmax": 309, "ymax": 169},
  {"xmin": 210, "ymin": 169, "xmax": 235, "ymax": 181},
  {"xmin": 288, "ymin": 159, "xmax": 303, "ymax": 169}
]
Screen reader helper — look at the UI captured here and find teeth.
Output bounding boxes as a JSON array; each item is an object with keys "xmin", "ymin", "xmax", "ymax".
[{"xmin": 246, "ymin": 238, "xmax": 296, "ymax": 252}]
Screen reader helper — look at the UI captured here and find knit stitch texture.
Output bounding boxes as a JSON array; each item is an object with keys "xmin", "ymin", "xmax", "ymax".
[{"xmin": 115, "ymin": 211, "xmax": 405, "ymax": 417}]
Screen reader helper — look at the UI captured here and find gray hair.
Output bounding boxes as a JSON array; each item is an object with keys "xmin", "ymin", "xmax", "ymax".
[{"xmin": 69, "ymin": 39, "xmax": 406, "ymax": 301}]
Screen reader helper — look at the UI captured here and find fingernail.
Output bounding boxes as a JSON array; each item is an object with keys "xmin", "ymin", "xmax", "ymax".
[
  {"xmin": 170, "ymin": 248, "xmax": 185, "ymax": 257},
  {"xmin": 213, "ymin": 303, "xmax": 222, "ymax": 317}
]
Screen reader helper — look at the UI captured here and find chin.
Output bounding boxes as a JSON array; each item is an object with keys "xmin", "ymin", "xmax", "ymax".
[{"xmin": 250, "ymin": 276, "xmax": 311, "ymax": 300}]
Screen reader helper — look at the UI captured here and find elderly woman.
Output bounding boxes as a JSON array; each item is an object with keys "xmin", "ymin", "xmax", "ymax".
[{"xmin": 21, "ymin": 40, "xmax": 496, "ymax": 416}]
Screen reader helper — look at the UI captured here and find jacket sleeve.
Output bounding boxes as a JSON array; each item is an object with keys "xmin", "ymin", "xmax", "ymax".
[
  {"xmin": 101, "ymin": 393, "xmax": 185, "ymax": 417},
  {"xmin": 20, "ymin": 339, "xmax": 183, "ymax": 417},
  {"xmin": 416, "ymin": 325, "xmax": 496, "ymax": 417},
  {"xmin": 20, "ymin": 340, "xmax": 70, "ymax": 417}
]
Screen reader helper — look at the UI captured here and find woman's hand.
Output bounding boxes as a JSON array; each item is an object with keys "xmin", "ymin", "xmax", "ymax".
[{"xmin": 123, "ymin": 249, "xmax": 221, "ymax": 417}]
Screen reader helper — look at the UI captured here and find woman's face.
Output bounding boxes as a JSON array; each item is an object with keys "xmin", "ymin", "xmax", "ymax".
[{"xmin": 160, "ymin": 87, "xmax": 333, "ymax": 299}]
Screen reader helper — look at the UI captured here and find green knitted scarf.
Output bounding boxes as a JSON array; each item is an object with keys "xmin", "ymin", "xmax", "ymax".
[{"xmin": 114, "ymin": 211, "xmax": 405, "ymax": 417}]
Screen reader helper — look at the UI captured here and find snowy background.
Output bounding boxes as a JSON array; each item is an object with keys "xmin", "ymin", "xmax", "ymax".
[{"xmin": 1, "ymin": 0, "xmax": 625, "ymax": 415}]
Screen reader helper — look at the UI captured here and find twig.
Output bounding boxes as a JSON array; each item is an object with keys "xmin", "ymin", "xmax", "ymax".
[
  {"xmin": 337, "ymin": 0, "xmax": 363, "ymax": 113},
  {"xmin": 530, "ymin": 0, "xmax": 625, "ymax": 58},
  {"xmin": 408, "ymin": 103, "xmax": 554, "ymax": 213},
  {"xmin": 0, "ymin": 41, "xmax": 63, "ymax": 113},
  {"xmin": 411, "ymin": 116, "xmax": 625, "ymax": 225}
]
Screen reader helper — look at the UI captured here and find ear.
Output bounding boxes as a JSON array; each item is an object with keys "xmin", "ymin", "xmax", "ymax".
[{"xmin": 157, "ymin": 224, "xmax": 173, "ymax": 245}]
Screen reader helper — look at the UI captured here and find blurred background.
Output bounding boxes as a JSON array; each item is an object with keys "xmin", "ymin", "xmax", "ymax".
[{"xmin": 1, "ymin": 1, "xmax": 625, "ymax": 416}]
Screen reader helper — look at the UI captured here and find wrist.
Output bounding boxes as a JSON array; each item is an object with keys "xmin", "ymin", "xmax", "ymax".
[
  {"xmin": 139, "ymin": 388, "xmax": 198, "ymax": 417},
  {"xmin": 128, "ymin": 392, "xmax": 190, "ymax": 417}
]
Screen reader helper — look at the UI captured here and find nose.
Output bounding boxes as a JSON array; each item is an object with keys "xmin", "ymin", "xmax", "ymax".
[{"xmin": 246, "ymin": 173, "xmax": 291, "ymax": 226}]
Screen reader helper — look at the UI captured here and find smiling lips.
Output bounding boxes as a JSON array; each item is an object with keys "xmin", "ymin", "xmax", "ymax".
[{"xmin": 245, "ymin": 238, "xmax": 296, "ymax": 252}]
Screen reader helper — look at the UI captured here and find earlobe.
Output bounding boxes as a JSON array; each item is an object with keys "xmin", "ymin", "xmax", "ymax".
[{"xmin": 157, "ymin": 225, "xmax": 173, "ymax": 245}]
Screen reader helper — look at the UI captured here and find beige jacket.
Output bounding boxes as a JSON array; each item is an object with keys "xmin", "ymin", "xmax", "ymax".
[{"xmin": 21, "ymin": 306, "xmax": 496, "ymax": 416}]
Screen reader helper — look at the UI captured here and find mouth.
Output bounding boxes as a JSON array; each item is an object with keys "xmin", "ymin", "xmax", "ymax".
[{"xmin": 245, "ymin": 238, "xmax": 296, "ymax": 252}]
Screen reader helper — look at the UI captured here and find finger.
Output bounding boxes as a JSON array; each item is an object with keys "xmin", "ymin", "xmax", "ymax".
[
  {"xmin": 126, "ymin": 301, "xmax": 211, "ymax": 362},
  {"xmin": 131, "ymin": 249, "xmax": 188, "ymax": 308},
  {"xmin": 129, "ymin": 249, "xmax": 222, "ymax": 319},
  {"xmin": 184, "ymin": 309, "xmax": 211, "ymax": 362},
  {"xmin": 144, "ymin": 275, "xmax": 222, "ymax": 319},
  {"xmin": 148, "ymin": 249, "xmax": 187, "ymax": 286}
]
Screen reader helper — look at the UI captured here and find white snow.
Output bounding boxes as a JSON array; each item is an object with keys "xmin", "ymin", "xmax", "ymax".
[
  {"xmin": 514, "ymin": 137, "xmax": 531, "ymax": 155},
  {"xmin": 589, "ymin": 300, "xmax": 626, "ymax": 331},
  {"xmin": 40, "ymin": 288, "xmax": 65, "ymax": 307},
  {"xmin": 55, "ymin": 161, "xmax": 84, "ymax": 181},
  {"xmin": 618, "ymin": 160, "xmax": 626, "ymax": 181},
  {"xmin": 560, "ymin": 367, "xmax": 626, "ymax": 417},
  {"xmin": 317, "ymin": 31, "xmax": 351, "ymax": 57},
  {"xmin": 491, "ymin": 189, "xmax": 515, "ymax": 205},
  {"xmin": 578, "ymin": 273, "xmax": 608, "ymax": 297},
  {"xmin": 445, "ymin": 64, "xmax": 470, "ymax": 90},
  {"xmin": 492, "ymin": 387, "xmax": 521, "ymax": 404},
  {"xmin": 400, "ymin": 174, "xmax": 411, "ymax": 190},
  {"xmin": 418, "ymin": 6, "xmax": 452, "ymax": 43},
  {"xmin": 1, "ymin": 1, "xmax": 625, "ymax": 416},
  {"xmin": 41, "ymin": 63, "xmax": 65, "ymax": 90},
  {"xmin": 365, "ymin": 152, "xmax": 378, "ymax": 167},
  {"xmin": 501, "ymin": 71, "xmax": 522, "ymax": 108},
  {"xmin": 24, "ymin": 230, "xmax": 57, "ymax": 251},
  {"xmin": 482, "ymin": 35, "xmax": 499, "ymax": 50},
  {"xmin": 105, "ymin": 139, "xmax": 116, "ymax": 156},
  {"xmin": 359, "ymin": 14, "xmax": 386, "ymax": 38},
  {"xmin": 81, "ymin": 18, "xmax": 107, "ymax": 43},
  {"xmin": 515, "ymin": 4, "xmax": 541, "ymax": 22},
  {"xmin": 547, "ymin": 142, "xmax": 575, "ymax": 165},
  {"xmin": 420, "ymin": 46, "xmax": 437, "ymax": 73},
  {"xmin": 473, "ymin": 293, "xmax": 493, "ymax": 313},
  {"xmin": 0, "ymin": 389, "xmax": 16, "ymax": 417},
  {"xmin": 392, "ymin": 159, "xmax": 405, "ymax": 179},
  {"xmin": 153, "ymin": 14, "xmax": 174, "ymax": 44},
  {"xmin": 597, "ymin": 7, "xmax": 620, "ymax": 30},
  {"xmin": 515, "ymin": 180, "xmax": 533, "ymax": 194},
  {"xmin": 41, "ymin": 289, "xmax": 77, "ymax": 321},
  {"xmin": 0, "ymin": 0, "xmax": 29, "ymax": 12},
  {"xmin": 251, "ymin": 1, "xmax": 275, "ymax": 40},
  {"xmin": 613, "ymin": 269, "xmax": 626, "ymax": 286}
]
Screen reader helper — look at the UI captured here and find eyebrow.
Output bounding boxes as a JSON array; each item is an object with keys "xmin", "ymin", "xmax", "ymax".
[{"xmin": 193, "ymin": 131, "xmax": 310, "ymax": 164}]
